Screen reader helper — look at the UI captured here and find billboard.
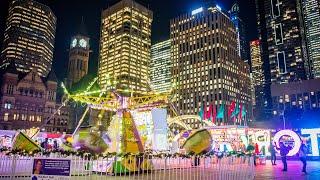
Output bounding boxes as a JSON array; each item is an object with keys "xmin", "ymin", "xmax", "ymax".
[{"xmin": 31, "ymin": 158, "xmax": 71, "ymax": 180}]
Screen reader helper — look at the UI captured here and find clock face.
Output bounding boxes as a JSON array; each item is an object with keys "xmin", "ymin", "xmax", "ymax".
[
  {"xmin": 79, "ymin": 39, "xmax": 87, "ymax": 48},
  {"xmin": 71, "ymin": 38, "xmax": 77, "ymax": 48}
]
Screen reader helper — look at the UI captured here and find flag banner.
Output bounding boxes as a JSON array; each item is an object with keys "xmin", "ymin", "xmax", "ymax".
[
  {"xmin": 231, "ymin": 102, "xmax": 240, "ymax": 118},
  {"xmin": 198, "ymin": 103, "xmax": 204, "ymax": 120},
  {"xmin": 228, "ymin": 101, "xmax": 236, "ymax": 117},
  {"xmin": 241, "ymin": 105, "xmax": 247, "ymax": 118},
  {"xmin": 207, "ymin": 104, "xmax": 213, "ymax": 121},
  {"xmin": 217, "ymin": 103, "xmax": 224, "ymax": 119},
  {"xmin": 212, "ymin": 104, "xmax": 217, "ymax": 123}
]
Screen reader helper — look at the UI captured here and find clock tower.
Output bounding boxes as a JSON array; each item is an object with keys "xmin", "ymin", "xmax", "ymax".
[{"xmin": 67, "ymin": 20, "xmax": 90, "ymax": 86}]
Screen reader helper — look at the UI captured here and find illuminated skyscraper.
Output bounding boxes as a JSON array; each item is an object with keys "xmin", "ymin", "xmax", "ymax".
[
  {"xmin": 98, "ymin": 0, "xmax": 153, "ymax": 92},
  {"xmin": 229, "ymin": 2, "xmax": 249, "ymax": 63},
  {"xmin": 150, "ymin": 40, "xmax": 171, "ymax": 93},
  {"xmin": 250, "ymin": 40, "xmax": 265, "ymax": 111},
  {"xmin": 301, "ymin": 0, "xmax": 320, "ymax": 78},
  {"xmin": 171, "ymin": 6, "xmax": 252, "ymax": 128},
  {"xmin": 256, "ymin": 0, "xmax": 309, "ymax": 84},
  {"xmin": 0, "ymin": 0, "xmax": 56, "ymax": 77},
  {"xmin": 250, "ymin": 40, "xmax": 264, "ymax": 88},
  {"xmin": 67, "ymin": 22, "xmax": 90, "ymax": 86}
]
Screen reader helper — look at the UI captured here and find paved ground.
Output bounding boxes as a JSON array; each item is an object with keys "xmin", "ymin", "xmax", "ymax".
[
  {"xmin": 255, "ymin": 160, "xmax": 320, "ymax": 180},
  {"xmin": 1, "ymin": 160, "xmax": 319, "ymax": 180}
]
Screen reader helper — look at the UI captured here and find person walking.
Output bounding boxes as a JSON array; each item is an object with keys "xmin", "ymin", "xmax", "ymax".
[
  {"xmin": 276, "ymin": 142, "xmax": 289, "ymax": 171},
  {"xmin": 299, "ymin": 143, "xmax": 308, "ymax": 174},
  {"xmin": 53, "ymin": 140, "xmax": 59, "ymax": 150},
  {"xmin": 254, "ymin": 143, "xmax": 260, "ymax": 165},
  {"xmin": 270, "ymin": 142, "xmax": 277, "ymax": 165}
]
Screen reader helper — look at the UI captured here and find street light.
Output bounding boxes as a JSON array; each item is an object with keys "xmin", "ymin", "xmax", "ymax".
[{"xmin": 281, "ymin": 105, "xmax": 286, "ymax": 129}]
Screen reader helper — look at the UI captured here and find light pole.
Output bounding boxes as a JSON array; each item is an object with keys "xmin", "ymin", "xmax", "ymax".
[
  {"xmin": 281, "ymin": 105, "xmax": 286, "ymax": 129},
  {"xmin": 282, "ymin": 112, "xmax": 286, "ymax": 129}
]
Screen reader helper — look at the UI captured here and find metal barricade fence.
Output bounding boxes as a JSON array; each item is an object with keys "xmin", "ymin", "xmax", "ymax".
[{"xmin": 0, "ymin": 153, "xmax": 255, "ymax": 180}]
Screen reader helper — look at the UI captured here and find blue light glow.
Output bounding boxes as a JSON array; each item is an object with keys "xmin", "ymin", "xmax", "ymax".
[
  {"xmin": 192, "ymin": 7, "xmax": 203, "ymax": 15},
  {"xmin": 216, "ymin": 5, "xmax": 222, "ymax": 11}
]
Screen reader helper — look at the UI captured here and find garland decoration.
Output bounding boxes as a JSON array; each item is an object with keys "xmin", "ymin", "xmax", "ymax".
[{"xmin": 0, "ymin": 148, "xmax": 254, "ymax": 160}]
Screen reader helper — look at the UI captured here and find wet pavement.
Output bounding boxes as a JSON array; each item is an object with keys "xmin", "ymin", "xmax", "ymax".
[{"xmin": 255, "ymin": 160, "xmax": 320, "ymax": 180}]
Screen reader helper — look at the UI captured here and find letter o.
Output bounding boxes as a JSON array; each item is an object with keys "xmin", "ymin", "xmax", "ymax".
[{"xmin": 273, "ymin": 130, "xmax": 301, "ymax": 156}]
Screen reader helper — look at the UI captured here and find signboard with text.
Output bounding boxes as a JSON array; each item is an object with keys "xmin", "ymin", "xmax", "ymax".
[{"xmin": 31, "ymin": 158, "xmax": 71, "ymax": 180}]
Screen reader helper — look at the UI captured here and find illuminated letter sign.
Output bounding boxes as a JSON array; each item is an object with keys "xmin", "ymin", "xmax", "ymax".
[
  {"xmin": 301, "ymin": 128, "xmax": 320, "ymax": 156},
  {"xmin": 273, "ymin": 130, "xmax": 301, "ymax": 156},
  {"xmin": 192, "ymin": 7, "xmax": 203, "ymax": 15}
]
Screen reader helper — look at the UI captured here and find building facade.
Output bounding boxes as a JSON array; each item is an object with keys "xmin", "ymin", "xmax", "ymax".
[
  {"xmin": 256, "ymin": 0, "xmax": 309, "ymax": 84},
  {"xmin": 302, "ymin": 0, "xmax": 320, "ymax": 78},
  {"xmin": 67, "ymin": 34, "xmax": 90, "ymax": 86},
  {"xmin": 229, "ymin": 2, "xmax": 250, "ymax": 63},
  {"xmin": 98, "ymin": 0, "xmax": 153, "ymax": 93},
  {"xmin": 171, "ymin": 6, "xmax": 252, "ymax": 128},
  {"xmin": 250, "ymin": 40, "xmax": 264, "ymax": 88},
  {"xmin": 250, "ymin": 40, "xmax": 267, "ymax": 119},
  {"xmin": 150, "ymin": 40, "xmax": 171, "ymax": 93},
  {"xmin": 271, "ymin": 79, "xmax": 320, "ymax": 122},
  {"xmin": 0, "ymin": 0, "xmax": 56, "ymax": 77},
  {"xmin": 0, "ymin": 64, "xmax": 70, "ymax": 133}
]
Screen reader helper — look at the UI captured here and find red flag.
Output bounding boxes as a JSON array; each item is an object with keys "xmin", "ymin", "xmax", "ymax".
[
  {"xmin": 207, "ymin": 104, "xmax": 213, "ymax": 120},
  {"xmin": 203, "ymin": 103, "xmax": 207, "ymax": 120},
  {"xmin": 212, "ymin": 104, "xmax": 217, "ymax": 123},
  {"xmin": 228, "ymin": 101, "xmax": 236, "ymax": 117}
]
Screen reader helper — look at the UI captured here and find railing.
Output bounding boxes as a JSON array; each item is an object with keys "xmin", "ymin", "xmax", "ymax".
[{"xmin": 0, "ymin": 153, "xmax": 255, "ymax": 180}]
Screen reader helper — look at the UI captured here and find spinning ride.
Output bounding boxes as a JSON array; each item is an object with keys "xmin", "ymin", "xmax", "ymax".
[{"xmin": 62, "ymin": 76, "xmax": 174, "ymax": 173}]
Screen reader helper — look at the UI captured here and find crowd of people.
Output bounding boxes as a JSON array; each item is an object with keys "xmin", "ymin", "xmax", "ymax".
[{"xmin": 38, "ymin": 138, "xmax": 59, "ymax": 151}]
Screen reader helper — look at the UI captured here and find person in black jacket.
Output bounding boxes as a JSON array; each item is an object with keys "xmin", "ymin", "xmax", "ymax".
[
  {"xmin": 270, "ymin": 142, "xmax": 277, "ymax": 165},
  {"xmin": 276, "ymin": 142, "xmax": 290, "ymax": 171}
]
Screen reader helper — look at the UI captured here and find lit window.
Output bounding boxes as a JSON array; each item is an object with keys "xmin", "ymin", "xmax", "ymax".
[
  {"xmin": 4, "ymin": 102, "xmax": 12, "ymax": 109},
  {"xmin": 4, "ymin": 113, "xmax": 9, "ymax": 121}
]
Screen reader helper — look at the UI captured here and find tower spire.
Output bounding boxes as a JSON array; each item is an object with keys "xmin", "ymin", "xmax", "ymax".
[{"xmin": 78, "ymin": 16, "xmax": 88, "ymax": 36}]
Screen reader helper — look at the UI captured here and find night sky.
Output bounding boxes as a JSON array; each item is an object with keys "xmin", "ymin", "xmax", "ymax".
[{"xmin": 0, "ymin": 0, "xmax": 257, "ymax": 81}]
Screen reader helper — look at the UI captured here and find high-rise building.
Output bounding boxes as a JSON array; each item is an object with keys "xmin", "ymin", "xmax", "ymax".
[
  {"xmin": 150, "ymin": 40, "xmax": 171, "ymax": 93},
  {"xmin": 302, "ymin": 0, "xmax": 320, "ymax": 78},
  {"xmin": 250, "ymin": 40, "xmax": 265, "ymax": 118},
  {"xmin": 271, "ymin": 79, "xmax": 320, "ymax": 123},
  {"xmin": 171, "ymin": 5, "xmax": 252, "ymax": 128},
  {"xmin": 229, "ymin": 2, "xmax": 250, "ymax": 63},
  {"xmin": 0, "ymin": 0, "xmax": 56, "ymax": 77},
  {"xmin": 67, "ymin": 22, "xmax": 90, "ymax": 86},
  {"xmin": 256, "ymin": 0, "xmax": 309, "ymax": 84},
  {"xmin": 250, "ymin": 40, "xmax": 264, "ymax": 88},
  {"xmin": 98, "ymin": 0, "xmax": 153, "ymax": 92}
]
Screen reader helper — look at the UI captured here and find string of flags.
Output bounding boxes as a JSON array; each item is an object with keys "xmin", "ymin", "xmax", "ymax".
[{"xmin": 198, "ymin": 101, "xmax": 247, "ymax": 124}]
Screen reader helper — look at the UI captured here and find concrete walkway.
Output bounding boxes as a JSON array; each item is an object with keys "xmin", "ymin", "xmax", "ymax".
[{"xmin": 255, "ymin": 160, "xmax": 320, "ymax": 180}]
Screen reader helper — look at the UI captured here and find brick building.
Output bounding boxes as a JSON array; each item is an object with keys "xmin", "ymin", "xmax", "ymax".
[{"xmin": 0, "ymin": 63, "xmax": 70, "ymax": 132}]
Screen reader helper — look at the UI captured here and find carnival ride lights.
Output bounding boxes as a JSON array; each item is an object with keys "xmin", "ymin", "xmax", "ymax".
[
  {"xmin": 62, "ymin": 76, "xmax": 171, "ymax": 154},
  {"xmin": 168, "ymin": 115, "xmax": 216, "ymax": 130}
]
